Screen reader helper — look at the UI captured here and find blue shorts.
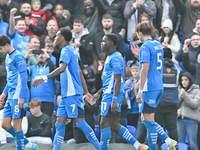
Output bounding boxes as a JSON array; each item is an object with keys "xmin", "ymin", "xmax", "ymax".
[
  {"xmin": 57, "ymin": 95, "xmax": 85, "ymax": 118},
  {"xmin": 139, "ymin": 89, "xmax": 163, "ymax": 113},
  {"xmin": 3, "ymin": 98, "xmax": 29, "ymax": 119},
  {"xmin": 101, "ymin": 93, "xmax": 124, "ymax": 117}
]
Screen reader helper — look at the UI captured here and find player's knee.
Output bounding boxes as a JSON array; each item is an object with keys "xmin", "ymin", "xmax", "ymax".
[
  {"xmin": 13, "ymin": 123, "xmax": 21, "ymax": 132},
  {"xmin": 100, "ymin": 120, "xmax": 110, "ymax": 129},
  {"xmin": 1, "ymin": 122, "xmax": 9, "ymax": 130}
]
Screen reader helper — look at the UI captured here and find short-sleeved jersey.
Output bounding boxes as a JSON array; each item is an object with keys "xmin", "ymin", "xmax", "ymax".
[
  {"xmin": 102, "ymin": 51, "xmax": 124, "ymax": 94},
  {"xmin": 8, "ymin": 31, "xmax": 29, "ymax": 52},
  {"xmin": 139, "ymin": 39, "xmax": 164, "ymax": 92},
  {"xmin": 59, "ymin": 45, "xmax": 83, "ymax": 97},
  {"xmin": 5, "ymin": 50, "xmax": 29, "ymax": 99},
  {"xmin": 0, "ymin": 21, "xmax": 8, "ymax": 35}
]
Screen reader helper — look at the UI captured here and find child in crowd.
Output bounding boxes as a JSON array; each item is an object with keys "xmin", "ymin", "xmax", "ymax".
[
  {"xmin": 52, "ymin": 4, "xmax": 71, "ymax": 29},
  {"xmin": 45, "ymin": 41, "xmax": 56, "ymax": 65},
  {"xmin": 31, "ymin": 0, "xmax": 53, "ymax": 24},
  {"xmin": 124, "ymin": 63, "xmax": 140, "ymax": 127},
  {"xmin": 159, "ymin": 19, "xmax": 181, "ymax": 64}
]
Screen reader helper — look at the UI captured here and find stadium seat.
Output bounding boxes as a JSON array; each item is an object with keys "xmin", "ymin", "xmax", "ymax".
[
  {"xmin": 185, "ymin": 135, "xmax": 189, "ymax": 144},
  {"xmin": 94, "ymin": 125, "xmax": 100, "ymax": 141},
  {"xmin": 126, "ymin": 125, "xmax": 136, "ymax": 137},
  {"xmin": 125, "ymin": 43, "xmax": 130, "ymax": 62},
  {"xmin": 161, "ymin": 142, "xmax": 188, "ymax": 150}
]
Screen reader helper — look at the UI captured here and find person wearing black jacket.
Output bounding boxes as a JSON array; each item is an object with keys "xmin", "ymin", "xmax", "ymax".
[
  {"xmin": 93, "ymin": 14, "xmax": 125, "ymax": 59},
  {"xmin": 0, "ymin": 53, "xmax": 6, "ymax": 95},
  {"xmin": 26, "ymin": 99, "xmax": 52, "ymax": 144}
]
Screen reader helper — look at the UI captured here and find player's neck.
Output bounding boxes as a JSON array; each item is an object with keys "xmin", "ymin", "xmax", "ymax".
[
  {"xmin": 143, "ymin": 35, "xmax": 152, "ymax": 42},
  {"xmin": 107, "ymin": 47, "xmax": 116, "ymax": 55},
  {"xmin": 8, "ymin": 47, "xmax": 15, "ymax": 54}
]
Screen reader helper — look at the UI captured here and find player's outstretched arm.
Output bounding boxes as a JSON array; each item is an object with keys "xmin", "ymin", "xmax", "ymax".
[{"xmin": 32, "ymin": 62, "xmax": 67, "ymax": 87}]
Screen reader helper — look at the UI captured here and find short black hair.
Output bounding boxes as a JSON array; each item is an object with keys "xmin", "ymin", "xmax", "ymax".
[
  {"xmin": 0, "ymin": 35, "xmax": 11, "ymax": 46},
  {"xmin": 59, "ymin": 27, "xmax": 72, "ymax": 42},
  {"xmin": 105, "ymin": 33, "xmax": 118, "ymax": 46},
  {"xmin": 74, "ymin": 18, "xmax": 84, "ymax": 25}
]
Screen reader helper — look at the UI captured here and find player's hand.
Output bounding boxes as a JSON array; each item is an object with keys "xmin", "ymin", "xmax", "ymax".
[
  {"xmin": 111, "ymin": 101, "xmax": 118, "ymax": 114},
  {"xmin": 18, "ymin": 98, "xmax": 24, "ymax": 109},
  {"xmin": 0, "ymin": 93, "xmax": 6, "ymax": 103},
  {"xmin": 131, "ymin": 44, "xmax": 140, "ymax": 57},
  {"xmin": 32, "ymin": 78, "xmax": 44, "ymax": 87},
  {"xmin": 91, "ymin": 93, "xmax": 100, "ymax": 105},
  {"xmin": 10, "ymin": 8, "xmax": 17, "ymax": 15},
  {"xmin": 136, "ymin": 92, "xmax": 143, "ymax": 103},
  {"xmin": 85, "ymin": 92, "xmax": 92, "ymax": 105}
]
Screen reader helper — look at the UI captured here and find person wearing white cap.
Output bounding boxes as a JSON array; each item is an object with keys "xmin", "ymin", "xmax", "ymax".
[{"xmin": 159, "ymin": 19, "xmax": 181, "ymax": 64}]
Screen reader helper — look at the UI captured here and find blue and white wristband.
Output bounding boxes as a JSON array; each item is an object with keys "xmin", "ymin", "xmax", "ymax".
[{"xmin": 112, "ymin": 96, "xmax": 118, "ymax": 102}]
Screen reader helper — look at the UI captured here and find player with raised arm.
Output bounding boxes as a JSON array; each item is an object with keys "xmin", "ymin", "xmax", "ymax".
[
  {"xmin": 0, "ymin": 34, "xmax": 37, "ymax": 150},
  {"xmin": 92, "ymin": 33, "xmax": 149, "ymax": 150},
  {"xmin": 32, "ymin": 27, "xmax": 100, "ymax": 150},
  {"xmin": 135, "ymin": 22, "xmax": 178, "ymax": 150}
]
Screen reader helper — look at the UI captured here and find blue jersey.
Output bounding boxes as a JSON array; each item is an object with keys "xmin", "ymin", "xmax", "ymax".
[
  {"xmin": 139, "ymin": 39, "xmax": 163, "ymax": 92},
  {"xmin": 5, "ymin": 50, "xmax": 29, "ymax": 99},
  {"xmin": 59, "ymin": 45, "xmax": 83, "ymax": 97},
  {"xmin": 28, "ymin": 65, "xmax": 55, "ymax": 103},
  {"xmin": 102, "ymin": 51, "xmax": 124, "ymax": 94},
  {"xmin": 8, "ymin": 31, "xmax": 29, "ymax": 52},
  {"xmin": 0, "ymin": 21, "xmax": 8, "ymax": 35}
]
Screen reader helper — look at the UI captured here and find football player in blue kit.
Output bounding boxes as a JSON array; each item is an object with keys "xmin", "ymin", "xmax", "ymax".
[
  {"xmin": 32, "ymin": 27, "xmax": 100, "ymax": 150},
  {"xmin": 135, "ymin": 22, "xmax": 178, "ymax": 150},
  {"xmin": 92, "ymin": 33, "xmax": 149, "ymax": 150},
  {"xmin": 0, "ymin": 34, "xmax": 38, "ymax": 150}
]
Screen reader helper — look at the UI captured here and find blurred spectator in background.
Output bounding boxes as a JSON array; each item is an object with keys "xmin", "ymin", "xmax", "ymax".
[
  {"xmin": 155, "ymin": 48, "xmax": 181, "ymax": 148},
  {"xmin": 172, "ymin": 0, "xmax": 200, "ymax": 42},
  {"xmin": 26, "ymin": 0, "xmax": 56, "ymax": 8},
  {"xmin": 177, "ymin": 72, "xmax": 200, "ymax": 150},
  {"xmin": 159, "ymin": 19, "xmax": 181, "ymax": 64},
  {"xmin": 28, "ymin": 49, "xmax": 56, "ymax": 117},
  {"xmin": 154, "ymin": 0, "xmax": 181, "ymax": 35},
  {"xmin": 0, "ymin": 0, "xmax": 20, "ymax": 23},
  {"xmin": 21, "ymin": 35, "xmax": 40, "ymax": 66},
  {"xmin": 45, "ymin": 41, "xmax": 56, "ymax": 65},
  {"xmin": 31, "ymin": 0, "xmax": 53, "ymax": 24},
  {"xmin": 186, "ymin": 18, "xmax": 200, "ymax": 39},
  {"xmin": 8, "ymin": 8, "xmax": 29, "ymax": 52},
  {"xmin": 71, "ymin": 18, "xmax": 94, "ymax": 66},
  {"xmin": 101, "ymin": 0, "xmax": 127, "ymax": 38},
  {"xmin": 0, "ymin": 53, "xmax": 6, "ymax": 95},
  {"xmin": 52, "ymin": 4, "xmax": 71, "ymax": 29},
  {"xmin": 0, "ymin": 9, "xmax": 9, "ymax": 35},
  {"xmin": 176, "ymin": 33, "xmax": 200, "ymax": 66},
  {"xmin": 93, "ymin": 14, "xmax": 125, "ymax": 59},
  {"xmin": 19, "ymin": 2, "xmax": 46, "ymax": 36},
  {"xmin": 26, "ymin": 99, "xmax": 52, "ymax": 144},
  {"xmin": 124, "ymin": 0, "xmax": 156, "ymax": 42}
]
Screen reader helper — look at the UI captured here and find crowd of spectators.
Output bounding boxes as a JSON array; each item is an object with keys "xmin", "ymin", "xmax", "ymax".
[{"xmin": 0, "ymin": 0, "xmax": 200, "ymax": 149}]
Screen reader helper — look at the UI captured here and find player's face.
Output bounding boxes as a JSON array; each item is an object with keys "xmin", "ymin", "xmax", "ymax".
[
  {"xmin": 54, "ymin": 31, "xmax": 64, "ymax": 47},
  {"xmin": 181, "ymin": 76, "xmax": 190, "ymax": 88},
  {"xmin": 29, "ymin": 38, "xmax": 40, "ymax": 50},
  {"xmin": 73, "ymin": 23, "xmax": 84, "ymax": 34},
  {"xmin": 20, "ymin": 3, "xmax": 31, "ymax": 15},
  {"xmin": 0, "ymin": 45, "xmax": 8, "ymax": 55},
  {"xmin": 101, "ymin": 36, "xmax": 111, "ymax": 52},
  {"xmin": 32, "ymin": 2, "xmax": 40, "ymax": 11},
  {"xmin": 102, "ymin": 19, "xmax": 113, "ymax": 30},
  {"xmin": 131, "ymin": 68, "xmax": 139, "ymax": 79},
  {"xmin": 190, "ymin": 35, "xmax": 200, "ymax": 49},
  {"xmin": 163, "ymin": 27, "xmax": 171, "ymax": 34},
  {"xmin": 46, "ymin": 20, "xmax": 58, "ymax": 34},
  {"xmin": 15, "ymin": 20, "xmax": 26, "ymax": 34}
]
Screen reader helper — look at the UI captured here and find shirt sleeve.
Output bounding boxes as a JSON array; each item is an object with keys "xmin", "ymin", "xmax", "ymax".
[
  {"xmin": 13, "ymin": 55, "xmax": 27, "ymax": 73},
  {"xmin": 140, "ymin": 45, "xmax": 150, "ymax": 63},
  {"xmin": 110, "ymin": 56, "xmax": 124, "ymax": 74},
  {"xmin": 59, "ymin": 48, "xmax": 71, "ymax": 65},
  {"xmin": 7, "ymin": 30, "xmax": 16, "ymax": 39},
  {"xmin": 3, "ymin": 84, "xmax": 9, "ymax": 95}
]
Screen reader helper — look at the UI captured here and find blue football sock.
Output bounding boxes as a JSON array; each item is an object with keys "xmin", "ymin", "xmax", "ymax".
[
  {"xmin": 15, "ymin": 130, "xmax": 24, "ymax": 150},
  {"xmin": 76, "ymin": 120, "xmax": 100, "ymax": 150},
  {"xmin": 7, "ymin": 126, "xmax": 30, "ymax": 145},
  {"xmin": 53, "ymin": 121, "xmax": 65, "ymax": 150},
  {"xmin": 118, "ymin": 125, "xmax": 137, "ymax": 145},
  {"xmin": 100, "ymin": 127, "xmax": 111, "ymax": 150},
  {"xmin": 155, "ymin": 122, "xmax": 168, "ymax": 141},
  {"xmin": 143, "ymin": 120, "xmax": 157, "ymax": 150}
]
